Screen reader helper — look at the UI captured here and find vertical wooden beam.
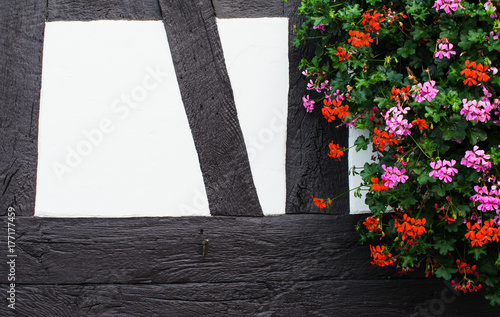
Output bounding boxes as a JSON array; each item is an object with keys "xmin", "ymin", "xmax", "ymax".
[
  {"xmin": 0, "ymin": 0, "xmax": 46, "ymax": 216},
  {"xmin": 158, "ymin": 0, "xmax": 263, "ymax": 216},
  {"xmin": 284, "ymin": 0, "xmax": 349, "ymax": 214}
]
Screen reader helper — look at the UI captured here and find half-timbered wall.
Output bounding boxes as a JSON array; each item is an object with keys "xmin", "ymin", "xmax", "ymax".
[{"xmin": 1, "ymin": 0, "xmax": 498, "ymax": 316}]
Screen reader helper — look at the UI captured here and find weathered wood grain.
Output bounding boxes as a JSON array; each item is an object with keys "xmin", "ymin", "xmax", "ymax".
[
  {"xmin": 0, "ymin": 0, "xmax": 45, "ymax": 216},
  {"xmin": 284, "ymin": 0, "xmax": 350, "ymax": 214},
  {"xmin": 0, "ymin": 215, "xmax": 407, "ymax": 285},
  {"xmin": 158, "ymin": 0, "xmax": 263, "ymax": 216},
  {"xmin": 47, "ymin": 0, "xmax": 285, "ymax": 21},
  {"xmin": 212, "ymin": 0, "xmax": 284, "ymax": 18},
  {"xmin": 0, "ymin": 280, "xmax": 497, "ymax": 316},
  {"xmin": 47, "ymin": 0, "xmax": 162, "ymax": 21}
]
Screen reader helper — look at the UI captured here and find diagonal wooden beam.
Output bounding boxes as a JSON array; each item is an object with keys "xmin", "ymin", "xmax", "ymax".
[{"xmin": 158, "ymin": 0, "xmax": 263, "ymax": 216}]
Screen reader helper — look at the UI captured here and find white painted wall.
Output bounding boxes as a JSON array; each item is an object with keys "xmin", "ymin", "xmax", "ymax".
[
  {"xmin": 217, "ymin": 18, "xmax": 288, "ymax": 215},
  {"xmin": 36, "ymin": 21, "xmax": 210, "ymax": 217},
  {"xmin": 349, "ymin": 127, "xmax": 373, "ymax": 214},
  {"xmin": 36, "ymin": 18, "xmax": 289, "ymax": 217}
]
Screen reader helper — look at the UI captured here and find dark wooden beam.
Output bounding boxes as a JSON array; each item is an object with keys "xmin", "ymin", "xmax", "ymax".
[
  {"xmin": 1, "ymin": 214, "xmax": 384, "ymax": 284},
  {"xmin": 284, "ymin": 0, "xmax": 349, "ymax": 214},
  {"xmin": 158, "ymin": 0, "xmax": 263, "ymax": 216},
  {"xmin": 47, "ymin": 0, "xmax": 162, "ymax": 21},
  {"xmin": 212, "ymin": 0, "xmax": 284, "ymax": 18},
  {"xmin": 0, "ymin": 0, "xmax": 46, "ymax": 216},
  {"xmin": 47, "ymin": 0, "xmax": 285, "ymax": 21},
  {"xmin": 0, "ymin": 279, "xmax": 496, "ymax": 316}
]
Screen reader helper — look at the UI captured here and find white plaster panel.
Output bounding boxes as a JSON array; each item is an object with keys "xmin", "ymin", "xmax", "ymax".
[
  {"xmin": 349, "ymin": 127, "xmax": 373, "ymax": 214},
  {"xmin": 36, "ymin": 21, "xmax": 210, "ymax": 217},
  {"xmin": 217, "ymin": 17, "xmax": 289, "ymax": 215}
]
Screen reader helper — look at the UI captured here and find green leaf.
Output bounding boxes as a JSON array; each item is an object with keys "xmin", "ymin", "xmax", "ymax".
[
  {"xmin": 445, "ymin": 218, "xmax": 461, "ymax": 232},
  {"xmin": 360, "ymin": 162, "xmax": 377, "ymax": 183},
  {"xmin": 435, "ymin": 265, "xmax": 457, "ymax": 280},
  {"xmin": 369, "ymin": 71, "xmax": 388, "ymax": 83},
  {"xmin": 355, "ymin": 75, "xmax": 371, "ymax": 89},
  {"xmin": 354, "ymin": 134, "xmax": 370, "ymax": 151},
  {"xmin": 442, "ymin": 117, "xmax": 468, "ymax": 141},
  {"xmin": 417, "ymin": 170, "xmax": 434, "ymax": 185},
  {"xmin": 486, "ymin": 292, "xmax": 500, "ymax": 307},
  {"xmin": 386, "ymin": 69, "xmax": 404, "ymax": 85},
  {"xmin": 337, "ymin": 4, "xmax": 363, "ymax": 21},
  {"xmin": 435, "ymin": 256, "xmax": 458, "ymax": 280},
  {"xmin": 406, "ymin": 0, "xmax": 430, "ymax": 21},
  {"xmin": 397, "ymin": 40, "xmax": 417, "ymax": 58},
  {"xmin": 430, "ymin": 184, "xmax": 447, "ymax": 197},
  {"xmin": 410, "ymin": 26, "xmax": 428, "ymax": 41},
  {"xmin": 458, "ymin": 31, "xmax": 473, "ymax": 50},
  {"xmin": 438, "ymin": 17, "xmax": 458, "ymax": 40},
  {"xmin": 424, "ymin": 105, "xmax": 447, "ymax": 123},
  {"xmin": 479, "ymin": 258, "xmax": 499, "ymax": 287},
  {"xmin": 468, "ymin": 246, "xmax": 487, "ymax": 261},
  {"xmin": 400, "ymin": 255, "xmax": 418, "ymax": 268},
  {"xmin": 433, "ymin": 238, "xmax": 456, "ymax": 256},
  {"xmin": 351, "ymin": 88, "xmax": 368, "ymax": 103},
  {"xmin": 373, "ymin": 96, "xmax": 392, "ymax": 108},
  {"xmin": 443, "ymin": 90, "xmax": 461, "ymax": 112},
  {"xmin": 400, "ymin": 195, "xmax": 418, "ymax": 208},
  {"xmin": 468, "ymin": 28, "xmax": 487, "ymax": 44},
  {"xmin": 468, "ymin": 127, "xmax": 488, "ymax": 145}
]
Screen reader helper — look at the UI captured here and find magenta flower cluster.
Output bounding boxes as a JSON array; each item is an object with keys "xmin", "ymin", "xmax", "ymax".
[
  {"xmin": 411, "ymin": 80, "xmax": 439, "ymax": 103},
  {"xmin": 485, "ymin": 30, "xmax": 499, "ymax": 44},
  {"xmin": 460, "ymin": 98, "xmax": 493, "ymax": 123},
  {"xmin": 434, "ymin": 43, "xmax": 456, "ymax": 59},
  {"xmin": 432, "ymin": 0, "xmax": 464, "ymax": 14},
  {"xmin": 429, "ymin": 159, "xmax": 458, "ymax": 183},
  {"xmin": 330, "ymin": 89, "xmax": 344, "ymax": 102},
  {"xmin": 493, "ymin": 99, "xmax": 500, "ymax": 125},
  {"xmin": 470, "ymin": 184, "xmax": 500, "ymax": 213},
  {"xmin": 484, "ymin": 1, "xmax": 497, "ymax": 18},
  {"xmin": 460, "ymin": 146, "xmax": 492, "ymax": 173},
  {"xmin": 303, "ymin": 77, "xmax": 333, "ymax": 112},
  {"xmin": 307, "ymin": 79, "xmax": 331, "ymax": 93},
  {"xmin": 381, "ymin": 165, "xmax": 409, "ymax": 188},
  {"xmin": 302, "ymin": 95, "xmax": 315, "ymax": 112},
  {"xmin": 383, "ymin": 105, "xmax": 412, "ymax": 138},
  {"xmin": 313, "ymin": 23, "xmax": 325, "ymax": 32}
]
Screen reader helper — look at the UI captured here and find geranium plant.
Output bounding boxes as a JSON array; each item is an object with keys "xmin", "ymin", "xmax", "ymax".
[{"xmin": 294, "ymin": 0, "xmax": 500, "ymax": 306}]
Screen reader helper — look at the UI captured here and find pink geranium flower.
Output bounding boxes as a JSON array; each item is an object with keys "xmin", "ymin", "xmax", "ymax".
[
  {"xmin": 412, "ymin": 81, "xmax": 439, "ymax": 103},
  {"xmin": 429, "ymin": 159, "xmax": 458, "ymax": 183},
  {"xmin": 302, "ymin": 95, "xmax": 315, "ymax": 112}
]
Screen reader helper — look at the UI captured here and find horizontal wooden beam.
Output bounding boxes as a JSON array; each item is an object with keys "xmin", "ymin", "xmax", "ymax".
[
  {"xmin": 47, "ymin": 0, "xmax": 285, "ymax": 21},
  {"xmin": 1, "ymin": 214, "xmax": 391, "ymax": 285},
  {"xmin": 212, "ymin": 0, "xmax": 284, "ymax": 18},
  {"xmin": 0, "ymin": 280, "xmax": 495, "ymax": 316},
  {"xmin": 47, "ymin": 0, "xmax": 163, "ymax": 21}
]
